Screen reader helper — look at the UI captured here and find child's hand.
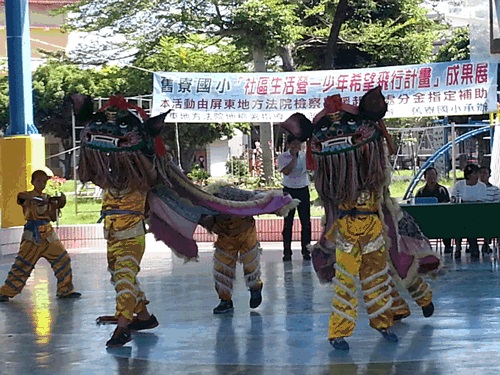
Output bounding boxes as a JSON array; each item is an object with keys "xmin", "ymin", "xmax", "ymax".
[{"xmin": 32, "ymin": 196, "xmax": 48, "ymax": 205}]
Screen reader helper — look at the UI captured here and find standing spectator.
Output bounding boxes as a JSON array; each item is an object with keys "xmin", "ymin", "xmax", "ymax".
[
  {"xmin": 451, "ymin": 164, "xmax": 487, "ymax": 259},
  {"xmin": 415, "ymin": 167, "xmax": 452, "ymax": 253},
  {"xmin": 479, "ymin": 166, "xmax": 500, "ymax": 254},
  {"xmin": 277, "ymin": 134, "xmax": 311, "ymax": 261}
]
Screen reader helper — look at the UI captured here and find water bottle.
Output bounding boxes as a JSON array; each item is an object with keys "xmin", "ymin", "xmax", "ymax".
[{"xmin": 456, "ymin": 190, "xmax": 462, "ymax": 204}]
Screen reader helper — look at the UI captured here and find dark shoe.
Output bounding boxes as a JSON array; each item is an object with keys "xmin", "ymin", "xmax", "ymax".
[
  {"xmin": 106, "ymin": 326, "xmax": 132, "ymax": 348},
  {"xmin": 454, "ymin": 251, "xmax": 461, "ymax": 259},
  {"xmin": 282, "ymin": 254, "xmax": 292, "ymax": 261},
  {"xmin": 330, "ymin": 337, "xmax": 349, "ymax": 351},
  {"xmin": 302, "ymin": 253, "xmax": 311, "ymax": 261},
  {"xmin": 393, "ymin": 312, "xmax": 410, "ymax": 321},
  {"xmin": 249, "ymin": 285, "xmax": 263, "ymax": 309},
  {"xmin": 376, "ymin": 328, "xmax": 398, "ymax": 342},
  {"xmin": 58, "ymin": 291, "xmax": 82, "ymax": 299},
  {"xmin": 471, "ymin": 253, "xmax": 480, "ymax": 260},
  {"xmin": 128, "ymin": 314, "xmax": 159, "ymax": 331},
  {"xmin": 444, "ymin": 246, "xmax": 453, "ymax": 254},
  {"xmin": 213, "ymin": 300, "xmax": 234, "ymax": 314},
  {"xmin": 422, "ymin": 302, "xmax": 434, "ymax": 318},
  {"xmin": 0, "ymin": 295, "xmax": 10, "ymax": 302}
]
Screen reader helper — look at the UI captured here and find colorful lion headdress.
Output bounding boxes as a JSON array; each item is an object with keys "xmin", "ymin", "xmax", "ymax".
[
  {"xmin": 74, "ymin": 95, "xmax": 171, "ymax": 192},
  {"xmin": 281, "ymin": 86, "xmax": 394, "ymax": 203}
]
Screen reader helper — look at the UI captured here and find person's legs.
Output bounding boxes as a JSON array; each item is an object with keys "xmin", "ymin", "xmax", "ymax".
[
  {"xmin": 282, "ymin": 188, "xmax": 296, "ymax": 260},
  {"xmin": 388, "ymin": 278, "xmax": 411, "ymax": 321},
  {"xmin": 328, "ymin": 247, "xmax": 361, "ymax": 342},
  {"xmin": 359, "ymin": 248, "xmax": 394, "ymax": 335},
  {"xmin": 213, "ymin": 243, "xmax": 238, "ymax": 313},
  {"xmin": 442, "ymin": 238, "xmax": 452, "ymax": 253},
  {"xmin": 42, "ymin": 240, "xmax": 79, "ymax": 298},
  {"xmin": 106, "ymin": 235, "xmax": 149, "ymax": 347},
  {"xmin": 296, "ymin": 187, "xmax": 312, "ymax": 260},
  {"xmin": 240, "ymin": 239, "xmax": 263, "ymax": 309},
  {"xmin": 406, "ymin": 275, "xmax": 434, "ymax": 317},
  {"xmin": 0, "ymin": 241, "xmax": 42, "ymax": 299},
  {"xmin": 468, "ymin": 238, "xmax": 479, "ymax": 258},
  {"xmin": 454, "ymin": 238, "xmax": 462, "ymax": 259}
]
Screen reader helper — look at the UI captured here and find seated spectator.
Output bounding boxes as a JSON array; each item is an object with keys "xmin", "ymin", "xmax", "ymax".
[
  {"xmin": 479, "ymin": 166, "xmax": 500, "ymax": 254},
  {"xmin": 451, "ymin": 164, "xmax": 487, "ymax": 259},
  {"xmin": 415, "ymin": 167, "xmax": 452, "ymax": 253}
]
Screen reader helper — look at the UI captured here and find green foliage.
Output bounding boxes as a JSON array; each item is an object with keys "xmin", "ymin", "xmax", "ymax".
[
  {"xmin": 434, "ymin": 26, "xmax": 470, "ymax": 62},
  {"xmin": 226, "ymin": 156, "xmax": 250, "ymax": 182},
  {"xmin": 187, "ymin": 164, "xmax": 210, "ymax": 186},
  {"xmin": 297, "ymin": 0, "xmax": 444, "ymax": 69}
]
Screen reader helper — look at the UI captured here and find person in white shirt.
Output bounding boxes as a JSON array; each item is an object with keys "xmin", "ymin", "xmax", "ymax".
[
  {"xmin": 479, "ymin": 166, "xmax": 500, "ymax": 255},
  {"xmin": 451, "ymin": 164, "xmax": 487, "ymax": 259},
  {"xmin": 277, "ymin": 134, "xmax": 311, "ymax": 261}
]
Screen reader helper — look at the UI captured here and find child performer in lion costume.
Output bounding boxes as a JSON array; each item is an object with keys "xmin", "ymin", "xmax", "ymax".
[{"xmin": 281, "ymin": 87, "xmax": 440, "ymax": 351}]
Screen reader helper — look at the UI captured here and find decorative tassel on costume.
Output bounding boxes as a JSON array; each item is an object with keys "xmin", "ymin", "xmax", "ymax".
[{"xmin": 306, "ymin": 142, "xmax": 315, "ymax": 170}]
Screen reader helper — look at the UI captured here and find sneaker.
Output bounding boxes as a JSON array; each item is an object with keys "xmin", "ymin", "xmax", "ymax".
[
  {"xmin": 282, "ymin": 255, "xmax": 292, "ymax": 261},
  {"xmin": 249, "ymin": 285, "xmax": 263, "ymax": 309},
  {"xmin": 106, "ymin": 326, "xmax": 132, "ymax": 348},
  {"xmin": 57, "ymin": 292, "xmax": 82, "ymax": 299},
  {"xmin": 422, "ymin": 302, "xmax": 434, "ymax": 318},
  {"xmin": 330, "ymin": 337, "xmax": 350, "ymax": 351},
  {"xmin": 213, "ymin": 300, "xmax": 234, "ymax": 314},
  {"xmin": 302, "ymin": 253, "xmax": 311, "ymax": 261},
  {"xmin": 0, "ymin": 295, "xmax": 9, "ymax": 302},
  {"xmin": 376, "ymin": 328, "xmax": 398, "ymax": 342},
  {"xmin": 128, "ymin": 314, "xmax": 159, "ymax": 331}
]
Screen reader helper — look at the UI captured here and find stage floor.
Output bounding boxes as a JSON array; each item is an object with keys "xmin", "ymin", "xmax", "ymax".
[{"xmin": 0, "ymin": 244, "xmax": 499, "ymax": 375}]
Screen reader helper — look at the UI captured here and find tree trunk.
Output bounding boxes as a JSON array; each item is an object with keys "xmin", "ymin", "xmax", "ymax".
[
  {"xmin": 180, "ymin": 147, "xmax": 196, "ymax": 173},
  {"xmin": 278, "ymin": 45, "xmax": 295, "ymax": 71},
  {"xmin": 324, "ymin": 0, "xmax": 349, "ymax": 69},
  {"xmin": 253, "ymin": 41, "xmax": 274, "ymax": 184}
]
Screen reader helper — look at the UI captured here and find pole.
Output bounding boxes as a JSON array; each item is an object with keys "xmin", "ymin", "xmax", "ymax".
[
  {"xmin": 451, "ymin": 122, "xmax": 457, "ymax": 186},
  {"xmin": 72, "ymin": 109, "xmax": 78, "ymax": 214},
  {"xmin": 5, "ymin": 0, "xmax": 37, "ymax": 135},
  {"xmin": 175, "ymin": 122, "xmax": 181, "ymax": 168}
]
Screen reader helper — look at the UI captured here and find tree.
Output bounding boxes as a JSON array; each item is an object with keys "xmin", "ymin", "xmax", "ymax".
[
  {"xmin": 297, "ymin": 0, "xmax": 445, "ymax": 69},
  {"xmin": 61, "ymin": 0, "xmax": 304, "ymax": 184},
  {"xmin": 434, "ymin": 26, "xmax": 470, "ymax": 62}
]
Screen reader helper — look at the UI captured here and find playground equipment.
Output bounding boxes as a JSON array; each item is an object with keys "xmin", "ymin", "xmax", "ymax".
[{"xmin": 402, "ymin": 124, "xmax": 494, "ymax": 200}]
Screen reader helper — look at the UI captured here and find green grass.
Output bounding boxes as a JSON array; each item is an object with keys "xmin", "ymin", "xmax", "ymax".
[{"xmin": 54, "ymin": 171, "xmax": 462, "ymax": 224}]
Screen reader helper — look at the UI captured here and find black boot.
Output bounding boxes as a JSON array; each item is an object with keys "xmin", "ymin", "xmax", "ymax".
[{"xmin": 213, "ymin": 299, "xmax": 234, "ymax": 314}]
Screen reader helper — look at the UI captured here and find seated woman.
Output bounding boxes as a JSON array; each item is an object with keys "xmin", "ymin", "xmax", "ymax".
[{"xmin": 451, "ymin": 164, "xmax": 487, "ymax": 259}]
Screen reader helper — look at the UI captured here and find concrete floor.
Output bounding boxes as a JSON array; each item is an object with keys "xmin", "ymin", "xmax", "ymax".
[{"xmin": 0, "ymin": 242, "xmax": 499, "ymax": 375}]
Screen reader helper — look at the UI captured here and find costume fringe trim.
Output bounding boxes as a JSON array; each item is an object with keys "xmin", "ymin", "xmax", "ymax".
[
  {"xmin": 332, "ymin": 277, "xmax": 356, "ymax": 298},
  {"xmin": 363, "ymin": 276, "xmax": 392, "ymax": 296},
  {"xmin": 331, "ymin": 305, "xmax": 357, "ymax": 323},
  {"xmin": 367, "ymin": 296, "xmax": 393, "ymax": 319},
  {"xmin": 332, "ymin": 292, "xmax": 356, "ymax": 310},
  {"xmin": 361, "ymin": 264, "xmax": 390, "ymax": 285},
  {"xmin": 365, "ymin": 287, "xmax": 392, "ymax": 309}
]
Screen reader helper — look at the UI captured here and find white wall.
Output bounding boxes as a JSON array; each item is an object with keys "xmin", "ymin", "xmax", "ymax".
[{"xmin": 207, "ymin": 130, "xmax": 246, "ymax": 177}]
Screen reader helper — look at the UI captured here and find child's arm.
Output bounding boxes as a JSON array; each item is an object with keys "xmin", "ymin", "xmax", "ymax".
[{"xmin": 17, "ymin": 192, "xmax": 32, "ymax": 205}]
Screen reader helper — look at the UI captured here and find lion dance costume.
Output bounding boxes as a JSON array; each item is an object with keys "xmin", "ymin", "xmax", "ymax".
[
  {"xmin": 281, "ymin": 87, "xmax": 440, "ymax": 351},
  {"xmin": 200, "ymin": 186, "xmax": 278, "ymax": 314},
  {"xmin": 74, "ymin": 94, "xmax": 297, "ymax": 347}
]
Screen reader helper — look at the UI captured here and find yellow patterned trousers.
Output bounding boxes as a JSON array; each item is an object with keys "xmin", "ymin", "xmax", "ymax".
[
  {"xmin": 107, "ymin": 235, "xmax": 148, "ymax": 321},
  {"xmin": 213, "ymin": 225, "xmax": 262, "ymax": 301},
  {"xmin": 329, "ymin": 246, "xmax": 393, "ymax": 339},
  {"xmin": 0, "ymin": 239, "xmax": 75, "ymax": 298},
  {"xmin": 390, "ymin": 276, "xmax": 433, "ymax": 317}
]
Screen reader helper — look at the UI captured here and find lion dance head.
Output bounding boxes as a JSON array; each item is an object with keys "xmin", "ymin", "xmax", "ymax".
[{"xmin": 71, "ymin": 95, "xmax": 171, "ymax": 192}]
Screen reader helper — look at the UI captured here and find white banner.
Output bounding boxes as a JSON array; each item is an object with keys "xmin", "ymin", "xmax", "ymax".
[{"xmin": 152, "ymin": 60, "xmax": 498, "ymax": 123}]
